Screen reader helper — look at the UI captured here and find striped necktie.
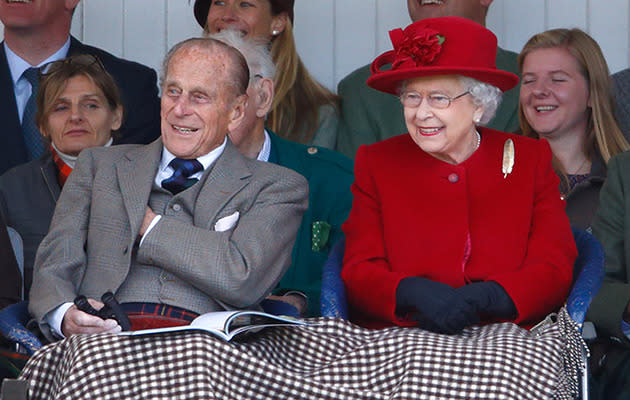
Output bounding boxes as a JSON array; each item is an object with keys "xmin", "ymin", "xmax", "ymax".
[{"xmin": 161, "ymin": 158, "xmax": 203, "ymax": 195}]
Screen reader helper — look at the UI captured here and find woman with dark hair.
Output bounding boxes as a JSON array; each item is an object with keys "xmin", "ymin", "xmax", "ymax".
[{"xmin": 0, "ymin": 54, "xmax": 123, "ymax": 297}]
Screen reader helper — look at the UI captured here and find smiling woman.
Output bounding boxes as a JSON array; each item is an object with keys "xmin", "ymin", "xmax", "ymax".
[
  {"xmin": 193, "ymin": 0, "xmax": 340, "ymax": 148},
  {"xmin": 518, "ymin": 28, "xmax": 629, "ymax": 230},
  {"xmin": 0, "ymin": 54, "xmax": 124, "ymax": 295},
  {"xmin": 341, "ymin": 16, "xmax": 576, "ymax": 333}
]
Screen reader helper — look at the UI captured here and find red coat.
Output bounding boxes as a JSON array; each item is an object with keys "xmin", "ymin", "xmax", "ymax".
[{"xmin": 341, "ymin": 128, "xmax": 576, "ymax": 328}]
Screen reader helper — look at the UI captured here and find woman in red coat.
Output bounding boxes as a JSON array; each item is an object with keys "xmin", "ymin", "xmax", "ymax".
[{"xmin": 342, "ymin": 16, "xmax": 577, "ymax": 333}]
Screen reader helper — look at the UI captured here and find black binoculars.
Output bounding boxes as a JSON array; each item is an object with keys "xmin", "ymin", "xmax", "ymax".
[{"xmin": 74, "ymin": 292, "xmax": 132, "ymax": 331}]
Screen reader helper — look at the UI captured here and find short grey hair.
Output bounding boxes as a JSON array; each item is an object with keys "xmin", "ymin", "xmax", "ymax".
[
  {"xmin": 160, "ymin": 37, "xmax": 250, "ymax": 97},
  {"xmin": 207, "ymin": 30, "xmax": 276, "ymax": 81},
  {"xmin": 458, "ymin": 76, "xmax": 503, "ymax": 126}
]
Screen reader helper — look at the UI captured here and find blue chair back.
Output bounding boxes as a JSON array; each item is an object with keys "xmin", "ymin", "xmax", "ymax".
[
  {"xmin": 320, "ymin": 237, "xmax": 347, "ymax": 319},
  {"xmin": 321, "ymin": 229, "xmax": 605, "ymax": 327},
  {"xmin": 567, "ymin": 228, "xmax": 605, "ymax": 325}
]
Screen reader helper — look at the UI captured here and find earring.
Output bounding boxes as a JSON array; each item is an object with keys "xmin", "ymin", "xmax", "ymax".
[
  {"xmin": 473, "ymin": 116, "xmax": 480, "ymax": 124},
  {"xmin": 272, "ymin": 30, "xmax": 280, "ymax": 36}
]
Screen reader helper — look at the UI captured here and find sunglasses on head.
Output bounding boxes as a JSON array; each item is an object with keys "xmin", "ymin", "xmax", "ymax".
[{"xmin": 39, "ymin": 54, "xmax": 106, "ymax": 78}]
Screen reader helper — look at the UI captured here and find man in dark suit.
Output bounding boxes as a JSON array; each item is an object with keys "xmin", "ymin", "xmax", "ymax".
[
  {"xmin": 28, "ymin": 37, "xmax": 308, "ymax": 339},
  {"xmin": 0, "ymin": 0, "xmax": 160, "ymax": 174}
]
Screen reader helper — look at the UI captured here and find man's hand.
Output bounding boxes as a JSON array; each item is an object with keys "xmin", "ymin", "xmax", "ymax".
[
  {"xmin": 139, "ymin": 206, "xmax": 158, "ymax": 236},
  {"xmin": 61, "ymin": 298, "xmax": 121, "ymax": 337}
]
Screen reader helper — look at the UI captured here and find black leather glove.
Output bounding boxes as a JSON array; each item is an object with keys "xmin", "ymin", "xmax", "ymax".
[
  {"xmin": 396, "ymin": 277, "xmax": 479, "ymax": 334},
  {"xmin": 456, "ymin": 281, "xmax": 516, "ymax": 319}
]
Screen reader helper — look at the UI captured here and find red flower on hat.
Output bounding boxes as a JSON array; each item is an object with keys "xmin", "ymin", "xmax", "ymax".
[{"xmin": 392, "ymin": 28, "xmax": 444, "ymax": 69}]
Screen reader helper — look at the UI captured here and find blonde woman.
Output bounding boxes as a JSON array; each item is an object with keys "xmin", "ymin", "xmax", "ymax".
[
  {"xmin": 194, "ymin": 0, "xmax": 340, "ymax": 148},
  {"xmin": 518, "ymin": 28, "xmax": 629, "ymax": 230}
]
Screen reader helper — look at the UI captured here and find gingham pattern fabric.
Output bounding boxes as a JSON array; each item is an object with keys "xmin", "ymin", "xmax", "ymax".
[{"xmin": 20, "ymin": 308, "xmax": 584, "ymax": 400}]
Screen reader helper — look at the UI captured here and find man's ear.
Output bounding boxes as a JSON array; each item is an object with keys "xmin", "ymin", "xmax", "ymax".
[
  {"xmin": 228, "ymin": 94, "xmax": 248, "ymax": 132},
  {"xmin": 255, "ymin": 78, "xmax": 274, "ymax": 118},
  {"xmin": 480, "ymin": 0, "xmax": 493, "ymax": 7}
]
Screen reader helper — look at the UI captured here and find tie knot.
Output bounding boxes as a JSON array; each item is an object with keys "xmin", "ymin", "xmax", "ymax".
[
  {"xmin": 168, "ymin": 158, "xmax": 203, "ymax": 178},
  {"xmin": 22, "ymin": 67, "xmax": 40, "ymax": 86}
]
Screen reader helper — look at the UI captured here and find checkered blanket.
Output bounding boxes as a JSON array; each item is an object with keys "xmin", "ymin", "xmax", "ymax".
[{"xmin": 19, "ymin": 308, "xmax": 584, "ymax": 400}]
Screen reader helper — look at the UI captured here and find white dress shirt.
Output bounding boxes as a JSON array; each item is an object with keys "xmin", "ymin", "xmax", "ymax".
[
  {"xmin": 256, "ymin": 130, "xmax": 272, "ymax": 162},
  {"xmin": 5, "ymin": 37, "xmax": 71, "ymax": 123}
]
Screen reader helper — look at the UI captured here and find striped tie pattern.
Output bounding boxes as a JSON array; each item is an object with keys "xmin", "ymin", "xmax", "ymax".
[{"xmin": 161, "ymin": 158, "xmax": 203, "ymax": 194}]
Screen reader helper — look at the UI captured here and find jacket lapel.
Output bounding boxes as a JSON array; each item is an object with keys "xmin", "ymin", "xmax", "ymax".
[
  {"xmin": 117, "ymin": 139, "xmax": 163, "ymax": 237},
  {"xmin": 0, "ymin": 44, "xmax": 29, "ymax": 173},
  {"xmin": 194, "ymin": 140, "xmax": 252, "ymax": 228}
]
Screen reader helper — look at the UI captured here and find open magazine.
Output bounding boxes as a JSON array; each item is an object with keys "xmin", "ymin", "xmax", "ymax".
[{"xmin": 118, "ymin": 310, "xmax": 308, "ymax": 341}]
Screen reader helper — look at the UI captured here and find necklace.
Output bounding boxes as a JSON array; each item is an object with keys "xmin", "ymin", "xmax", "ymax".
[{"xmin": 473, "ymin": 129, "xmax": 481, "ymax": 151}]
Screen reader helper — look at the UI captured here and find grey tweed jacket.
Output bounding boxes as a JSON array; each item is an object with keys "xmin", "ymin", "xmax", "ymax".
[{"xmin": 29, "ymin": 138, "xmax": 308, "ymax": 329}]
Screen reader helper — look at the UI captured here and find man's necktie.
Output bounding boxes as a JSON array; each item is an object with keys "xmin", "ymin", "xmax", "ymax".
[
  {"xmin": 161, "ymin": 158, "xmax": 204, "ymax": 195},
  {"xmin": 21, "ymin": 67, "xmax": 45, "ymax": 160}
]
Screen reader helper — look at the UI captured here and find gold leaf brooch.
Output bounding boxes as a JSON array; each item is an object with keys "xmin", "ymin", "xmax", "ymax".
[{"xmin": 502, "ymin": 139, "xmax": 514, "ymax": 178}]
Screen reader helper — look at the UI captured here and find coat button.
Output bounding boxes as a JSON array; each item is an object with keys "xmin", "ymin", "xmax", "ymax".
[
  {"xmin": 448, "ymin": 173, "xmax": 459, "ymax": 183},
  {"xmin": 307, "ymin": 147, "xmax": 318, "ymax": 155},
  {"xmin": 123, "ymin": 246, "xmax": 128, "ymax": 254},
  {"xmin": 172, "ymin": 204, "xmax": 181, "ymax": 211}
]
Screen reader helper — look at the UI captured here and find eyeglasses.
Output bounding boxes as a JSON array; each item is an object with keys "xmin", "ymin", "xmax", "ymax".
[
  {"xmin": 400, "ymin": 91, "xmax": 470, "ymax": 109},
  {"xmin": 39, "ymin": 54, "xmax": 106, "ymax": 78}
]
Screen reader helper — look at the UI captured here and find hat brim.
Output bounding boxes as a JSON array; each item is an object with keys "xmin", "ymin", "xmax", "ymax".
[{"xmin": 367, "ymin": 67, "xmax": 519, "ymax": 95}]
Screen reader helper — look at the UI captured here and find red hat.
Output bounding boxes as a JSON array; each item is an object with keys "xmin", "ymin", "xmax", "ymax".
[
  {"xmin": 193, "ymin": 0, "xmax": 295, "ymax": 29},
  {"xmin": 367, "ymin": 16, "xmax": 519, "ymax": 95}
]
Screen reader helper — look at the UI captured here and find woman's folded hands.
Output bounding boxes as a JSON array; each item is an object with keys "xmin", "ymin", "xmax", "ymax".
[{"xmin": 396, "ymin": 278, "xmax": 516, "ymax": 334}]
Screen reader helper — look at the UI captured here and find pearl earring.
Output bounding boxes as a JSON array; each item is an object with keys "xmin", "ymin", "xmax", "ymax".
[{"xmin": 272, "ymin": 30, "xmax": 280, "ymax": 36}]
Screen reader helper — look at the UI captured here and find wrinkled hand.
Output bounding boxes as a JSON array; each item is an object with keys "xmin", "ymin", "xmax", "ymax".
[
  {"xmin": 396, "ymin": 277, "xmax": 478, "ymax": 334},
  {"xmin": 61, "ymin": 298, "xmax": 121, "ymax": 337},
  {"xmin": 455, "ymin": 281, "xmax": 516, "ymax": 319},
  {"xmin": 139, "ymin": 207, "xmax": 157, "ymax": 236}
]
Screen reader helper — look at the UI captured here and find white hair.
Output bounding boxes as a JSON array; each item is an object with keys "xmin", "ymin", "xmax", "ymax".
[
  {"xmin": 207, "ymin": 29, "xmax": 276, "ymax": 81},
  {"xmin": 458, "ymin": 76, "xmax": 503, "ymax": 126}
]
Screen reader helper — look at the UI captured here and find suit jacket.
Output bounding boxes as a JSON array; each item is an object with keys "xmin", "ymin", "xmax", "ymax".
[
  {"xmin": 0, "ymin": 37, "xmax": 160, "ymax": 174},
  {"xmin": 0, "ymin": 152, "xmax": 59, "ymax": 295},
  {"xmin": 29, "ymin": 139, "xmax": 308, "ymax": 329},
  {"xmin": 589, "ymin": 151, "xmax": 630, "ymax": 343},
  {"xmin": 267, "ymin": 131, "xmax": 353, "ymax": 315},
  {"xmin": 335, "ymin": 47, "xmax": 521, "ymax": 159},
  {"xmin": 0, "ymin": 213, "xmax": 21, "ymax": 309},
  {"xmin": 341, "ymin": 128, "xmax": 576, "ymax": 328},
  {"xmin": 613, "ymin": 68, "xmax": 630, "ymax": 140}
]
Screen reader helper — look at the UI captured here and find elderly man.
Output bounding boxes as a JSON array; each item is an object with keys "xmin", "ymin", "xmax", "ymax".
[
  {"xmin": 0, "ymin": 0, "xmax": 160, "ymax": 174},
  {"xmin": 209, "ymin": 31, "xmax": 353, "ymax": 317},
  {"xmin": 28, "ymin": 37, "xmax": 308, "ymax": 339},
  {"xmin": 335, "ymin": 0, "xmax": 520, "ymax": 158}
]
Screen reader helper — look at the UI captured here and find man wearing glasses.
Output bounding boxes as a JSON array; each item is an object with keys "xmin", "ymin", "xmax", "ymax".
[{"xmin": 0, "ymin": 0, "xmax": 160, "ymax": 174}]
